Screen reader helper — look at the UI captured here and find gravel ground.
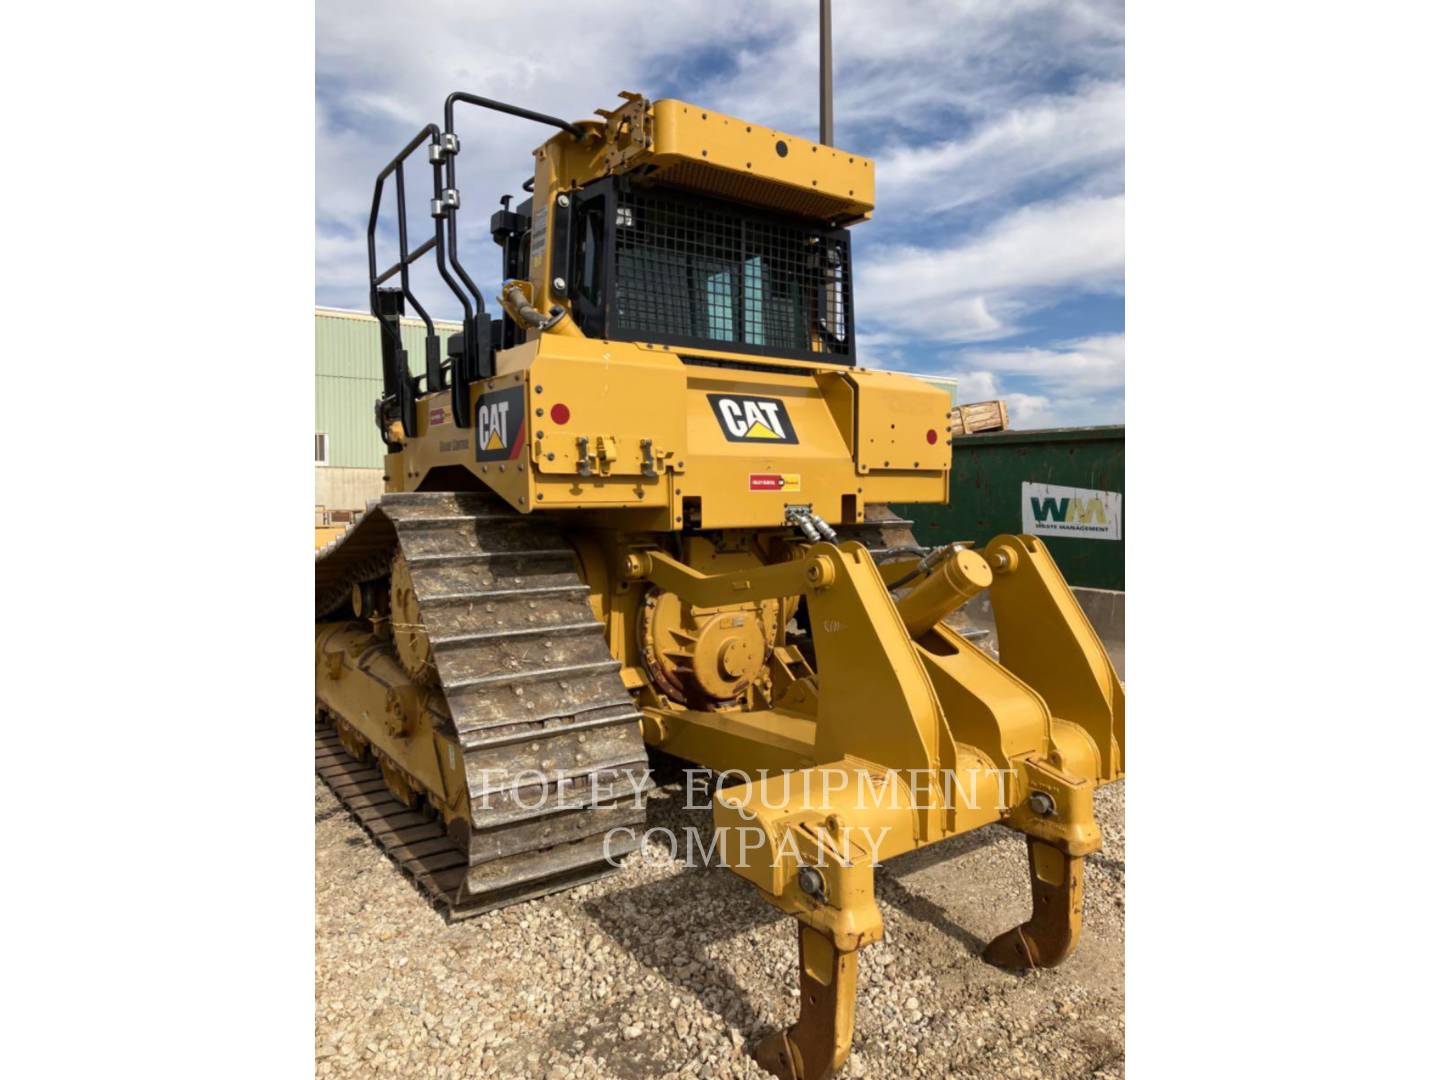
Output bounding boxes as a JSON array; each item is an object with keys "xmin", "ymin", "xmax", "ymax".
[{"xmin": 316, "ymin": 773, "xmax": 1123, "ymax": 1079}]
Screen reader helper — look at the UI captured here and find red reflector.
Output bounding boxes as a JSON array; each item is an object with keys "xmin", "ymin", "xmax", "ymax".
[
  {"xmin": 926, "ymin": 429, "xmax": 938, "ymax": 444},
  {"xmin": 550, "ymin": 403, "xmax": 571, "ymax": 425}
]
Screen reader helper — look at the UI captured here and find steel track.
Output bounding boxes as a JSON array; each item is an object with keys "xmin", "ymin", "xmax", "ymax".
[{"xmin": 316, "ymin": 492, "xmax": 650, "ymax": 918}]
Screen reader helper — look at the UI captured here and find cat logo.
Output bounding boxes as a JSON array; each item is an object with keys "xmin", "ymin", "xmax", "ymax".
[
  {"xmin": 706, "ymin": 393, "xmax": 799, "ymax": 444},
  {"xmin": 474, "ymin": 385, "xmax": 527, "ymax": 462}
]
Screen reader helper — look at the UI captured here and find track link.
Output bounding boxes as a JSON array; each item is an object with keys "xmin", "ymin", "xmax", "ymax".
[{"xmin": 316, "ymin": 491, "xmax": 650, "ymax": 919}]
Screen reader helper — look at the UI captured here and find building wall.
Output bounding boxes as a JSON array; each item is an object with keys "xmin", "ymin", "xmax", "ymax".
[
  {"xmin": 315, "ymin": 466, "xmax": 385, "ymax": 512},
  {"xmin": 315, "ymin": 307, "xmax": 461, "ymax": 510},
  {"xmin": 912, "ymin": 374, "xmax": 961, "ymax": 405}
]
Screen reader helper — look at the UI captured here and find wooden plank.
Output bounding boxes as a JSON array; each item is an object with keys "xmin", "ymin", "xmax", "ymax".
[{"xmin": 952, "ymin": 399, "xmax": 1009, "ymax": 435}]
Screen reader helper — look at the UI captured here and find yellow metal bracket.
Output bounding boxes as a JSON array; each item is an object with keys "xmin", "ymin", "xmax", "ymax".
[
  {"xmin": 595, "ymin": 90, "xmax": 653, "ymax": 172},
  {"xmin": 622, "ymin": 545, "xmax": 814, "ymax": 604},
  {"xmin": 1009, "ymin": 756, "xmax": 1102, "ymax": 856},
  {"xmin": 983, "ymin": 534, "xmax": 1125, "ymax": 779}
]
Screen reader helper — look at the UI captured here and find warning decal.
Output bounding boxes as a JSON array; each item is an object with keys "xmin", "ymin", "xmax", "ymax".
[
  {"xmin": 749, "ymin": 473, "xmax": 802, "ymax": 492},
  {"xmin": 474, "ymin": 385, "xmax": 527, "ymax": 463},
  {"xmin": 707, "ymin": 394, "xmax": 799, "ymax": 444}
]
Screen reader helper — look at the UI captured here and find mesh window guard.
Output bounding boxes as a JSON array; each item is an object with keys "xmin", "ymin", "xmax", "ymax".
[{"xmin": 610, "ymin": 187, "xmax": 853, "ymax": 361}]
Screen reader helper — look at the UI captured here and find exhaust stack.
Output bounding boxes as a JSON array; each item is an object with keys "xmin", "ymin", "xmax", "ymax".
[{"xmin": 819, "ymin": 0, "xmax": 833, "ymax": 145}]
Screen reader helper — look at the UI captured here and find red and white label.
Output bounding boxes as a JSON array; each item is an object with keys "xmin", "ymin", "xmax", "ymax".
[
  {"xmin": 428, "ymin": 407, "xmax": 449, "ymax": 427},
  {"xmin": 749, "ymin": 473, "xmax": 801, "ymax": 492}
]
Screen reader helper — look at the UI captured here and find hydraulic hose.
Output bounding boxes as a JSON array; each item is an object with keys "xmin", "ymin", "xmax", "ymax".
[{"xmin": 500, "ymin": 283, "xmax": 565, "ymax": 332}]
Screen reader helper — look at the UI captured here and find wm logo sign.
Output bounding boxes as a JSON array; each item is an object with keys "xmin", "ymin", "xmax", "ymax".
[
  {"xmin": 1029, "ymin": 495, "xmax": 1108, "ymax": 525},
  {"xmin": 1021, "ymin": 482, "xmax": 1122, "ymax": 540}
]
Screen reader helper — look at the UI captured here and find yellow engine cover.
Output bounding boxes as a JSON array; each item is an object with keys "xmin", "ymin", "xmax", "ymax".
[{"xmin": 389, "ymin": 336, "xmax": 952, "ymax": 530}]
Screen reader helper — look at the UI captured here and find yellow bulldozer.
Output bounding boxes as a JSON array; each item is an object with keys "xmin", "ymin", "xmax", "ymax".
[{"xmin": 315, "ymin": 83, "xmax": 1123, "ymax": 1080}]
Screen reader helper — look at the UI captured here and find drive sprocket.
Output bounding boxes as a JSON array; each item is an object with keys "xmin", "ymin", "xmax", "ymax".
[{"xmin": 389, "ymin": 547, "xmax": 437, "ymax": 686}]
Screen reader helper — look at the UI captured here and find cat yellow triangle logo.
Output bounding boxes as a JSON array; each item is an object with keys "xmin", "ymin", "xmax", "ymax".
[
  {"xmin": 484, "ymin": 428, "xmax": 505, "ymax": 451},
  {"xmin": 743, "ymin": 420, "xmax": 782, "ymax": 440}
]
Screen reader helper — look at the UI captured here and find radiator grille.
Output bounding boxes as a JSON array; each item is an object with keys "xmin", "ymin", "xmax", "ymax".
[{"xmin": 611, "ymin": 187, "xmax": 852, "ymax": 360}]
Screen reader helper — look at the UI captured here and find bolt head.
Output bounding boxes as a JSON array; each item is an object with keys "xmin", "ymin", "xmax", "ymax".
[
  {"xmin": 797, "ymin": 866, "xmax": 825, "ymax": 897},
  {"xmin": 1028, "ymin": 791, "xmax": 1057, "ymax": 817},
  {"xmin": 557, "ymin": 193, "xmax": 570, "ymax": 208}
]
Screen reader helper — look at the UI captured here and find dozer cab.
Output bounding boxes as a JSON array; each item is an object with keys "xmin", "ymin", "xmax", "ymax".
[{"xmin": 315, "ymin": 86, "xmax": 1124, "ymax": 1080}]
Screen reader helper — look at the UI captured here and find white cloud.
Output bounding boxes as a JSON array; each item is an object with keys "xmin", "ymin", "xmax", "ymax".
[
  {"xmin": 1004, "ymin": 392, "xmax": 1057, "ymax": 426},
  {"xmin": 925, "ymin": 333, "xmax": 1124, "ymax": 428},
  {"xmin": 702, "ymin": 2, "xmax": 1124, "ymax": 141},
  {"xmin": 965, "ymin": 332, "xmax": 1125, "ymax": 392},
  {"xmin": 948, "ymin": 371, "xmax": 1001, "ymax": 400},
  {"xmin": 854, "ymin": 329, "xmax": 910, "ymax": 372},
  {"xmin": 874, "ymin": 80, "xmax": 1124, "ymax": 218},
  {"xmin": 856, "ymin": 195, "xmax": 1124, "ymax": 342}
]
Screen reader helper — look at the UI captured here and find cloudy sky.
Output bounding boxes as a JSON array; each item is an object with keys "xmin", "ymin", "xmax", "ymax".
[{"xmin": 317, "ymin": 0, "xmax": 1124, "ymax": 428}]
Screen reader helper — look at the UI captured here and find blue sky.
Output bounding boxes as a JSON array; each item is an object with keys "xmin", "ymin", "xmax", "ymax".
[{"xmin": 317, "ymin": 0, "xmax": 1124, "ymax": 427}]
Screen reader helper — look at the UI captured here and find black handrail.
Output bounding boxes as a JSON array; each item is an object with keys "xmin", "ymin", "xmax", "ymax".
[
  {"xmin": 366, "ymin": 124, "xmax": 439, "ymax": 340},
  {"xmin": 366, "ymin": 124, "xmax": 443, "ymax": 440},
  {"xmin": 366, "ymin": 123, "xmax": 482, "ymax": 435},
  {"xmin": 444, "ymin": 92, "xmax": 584, "ymax": 139},
  {"xmin": 365, "ymin": 93, "xmax": 588, "ymax": 441},
  {"xmin": 440, "ymin": 92, "xmax": 585, "ymax": 313}
]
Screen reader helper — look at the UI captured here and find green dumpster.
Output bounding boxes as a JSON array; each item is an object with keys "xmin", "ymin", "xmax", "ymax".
[{"xmin": 896, "ymin": 425, "xmax": 1125, "ymax": 590}]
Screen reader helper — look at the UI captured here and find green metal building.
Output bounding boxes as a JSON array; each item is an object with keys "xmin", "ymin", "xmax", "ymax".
[{"xmin": 314, "ymin": 307, "xmax": 461, "ymax": 511}]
